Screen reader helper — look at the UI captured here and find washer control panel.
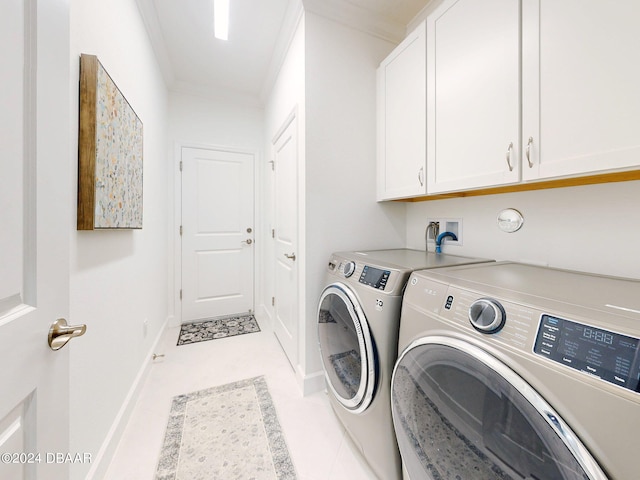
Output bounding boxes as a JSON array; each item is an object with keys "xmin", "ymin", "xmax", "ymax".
[
  {"xmin": 439, "ymin": 286, "xmax": 536, "ymax": 350},
  {"xmin": 328, "ymin": 255, "xmax": 404, "ymax": 294},
  {"xmin": 534, "ymin": 315, "xmax": 640, "ymax": 393},
  {"xmin": 359, "ymin": 265, "xmax": 391, "ymax": 290}
]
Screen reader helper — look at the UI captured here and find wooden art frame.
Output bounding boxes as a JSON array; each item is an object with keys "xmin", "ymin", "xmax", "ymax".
[{"xmin": 77, "ymin": 54, "xmax": 143, "ymax": 230}]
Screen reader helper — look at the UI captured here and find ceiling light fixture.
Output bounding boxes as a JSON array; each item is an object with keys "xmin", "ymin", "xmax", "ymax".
[{"xmin": 213, "ymin": 0, "xmax": 229, "ymax": 41}]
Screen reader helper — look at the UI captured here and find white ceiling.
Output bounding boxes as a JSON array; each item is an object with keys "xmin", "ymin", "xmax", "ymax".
[{"xmin": 136, "ymin": 0, "xmax": 431, "ymax": 104}]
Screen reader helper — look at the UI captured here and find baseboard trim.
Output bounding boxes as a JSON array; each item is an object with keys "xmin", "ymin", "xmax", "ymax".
[
  {"xmin": 255, "ymin": 304, "xmax": 273, "ymax": 331},
  {"xmin": 85, "ymin": 316, "xmax": 169, "ymax": 480},
  {"xmin": 299, "ymin": 368, "xmax": 325, "ymax": 396}
]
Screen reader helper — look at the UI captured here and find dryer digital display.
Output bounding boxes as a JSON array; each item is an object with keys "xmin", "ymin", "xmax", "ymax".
[
  {"xmin": 359, "ymin": 266, "xmax": 390, "ymax": 290},
  {"xmin": 534, "ymin": 314, "xmax": 640, "ymax": 392}
]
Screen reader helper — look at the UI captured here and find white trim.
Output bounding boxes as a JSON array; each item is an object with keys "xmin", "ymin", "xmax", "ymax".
[
  {"xmin": 255, "ymin": 304, "xmax": 273, "ymax": 331},
  {"xmin": 302, "ymin": 0, "xmax": 406, "ymax": 43},
  {"xmin": 299, "ymin": 368, "xmax": 325, "ymax": 396},
  {"xmin": 271, "ymin": 107, "xmax": 298, "ymax": 145},
  {"xmin": 171, "ymin": 142, "xmax": 182, "ymax": 326},
  {"xmin": 133, "ymin": 0, "xmax": 175, "ymax": 87},
  {"xmin": 86, "ymin": 316, "xmax": 169, "ymax": 480},
  {"xmin": 259, "ymin": 0, "xmax": 305, "ymax": 104}
]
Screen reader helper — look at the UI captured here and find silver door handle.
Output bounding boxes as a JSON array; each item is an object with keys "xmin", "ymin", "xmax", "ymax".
[
  {"xmin": 526, "ymin": 136, "xmax": 534, "ymax": 168},
  {"xmin": 284, "ymin": 253, "xmax": 296, "ymax": 261},
  {"xmin": 417, "ymin": 167, "xmax": 424, "ymax": 186},
  {"xmin": 48, "ymin": 318, "xmax": 86, "ymax": 351},
  {"xmin": 241, "ymin": 239, "xmax": 253, "ymax": 245},
  {"xmin": 505, "ymin": 142, "xmax": 514, "ymax": 172}
]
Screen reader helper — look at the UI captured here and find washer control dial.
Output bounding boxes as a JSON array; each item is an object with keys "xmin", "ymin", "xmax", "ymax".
[
  {"xmin": 343, "ymin": 261, "xmax": 356, "ymax": 278},
  {"xmin": 469, "ymin": 298, "xmax": 506, "ymax": 333}
]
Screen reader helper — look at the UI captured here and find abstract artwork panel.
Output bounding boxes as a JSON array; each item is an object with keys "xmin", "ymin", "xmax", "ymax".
[{"xmin": 77, "ymin": 54, "xmax": 143, "ymax": 230}]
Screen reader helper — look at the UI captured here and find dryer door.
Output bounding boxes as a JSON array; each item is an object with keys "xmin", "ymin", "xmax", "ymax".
[
  {"xmin": 391, "ymin": 337, "xmax": 607, "ymax": 480},
  {"xmin": 317, "ymin": 283, "xmax": 376, "ymax": 413}
]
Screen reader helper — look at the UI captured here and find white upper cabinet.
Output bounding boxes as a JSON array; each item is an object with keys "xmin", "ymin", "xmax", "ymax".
[
  {"xmin": 380, "ymin": 0, "xmax": 640, "ymax": 199},
  {"xmin": 427, "ymin": 0, "xmax": 521, "ymax": 194},
  {"xmin": 522, "ymin": 0, "xmax": 640, "ymax": 181},
  {"xmin": 377, "ymin": 21, "xmax": 426, "ymax": 201}
]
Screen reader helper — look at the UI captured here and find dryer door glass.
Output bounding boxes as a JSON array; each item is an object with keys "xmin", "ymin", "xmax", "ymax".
[
  {"xmin": 392, "ymin": 340, "xmax": 604, "ymax": 480},
  {"xmin": 317, "ymin": 284, "xmax": 375, "ymax": 412}
]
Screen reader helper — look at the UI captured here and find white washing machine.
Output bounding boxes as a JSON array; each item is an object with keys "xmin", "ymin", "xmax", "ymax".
[
  {"xmin": 317, "ymin": 249, "xmax": 492, "ymax": 480},
  {"xmin": 392, "ymin": 262, "xmax": 640, "ymax": 480}
]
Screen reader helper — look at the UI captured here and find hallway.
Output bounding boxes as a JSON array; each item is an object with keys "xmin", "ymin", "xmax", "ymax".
[{"xmin": 103, "ymin": 316, "xmax": 375, "ymax": 479}]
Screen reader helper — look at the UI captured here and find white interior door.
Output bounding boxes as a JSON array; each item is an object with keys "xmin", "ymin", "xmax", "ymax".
[
  {"xmin": 0, "ymin": 1, "xmax": 73, "ymax": 479},
  {"xmin": 272, "ymin": 117, "xmax": 298, "ymax": 368},
  {"xmin": 181, "ymin": 147, "xmax": 255, "ymax": 322}
]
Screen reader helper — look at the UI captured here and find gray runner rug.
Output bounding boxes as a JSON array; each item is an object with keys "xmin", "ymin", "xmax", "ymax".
[{"xmin": 156, "ymin": 376, "xmax": 297, "ymax": 480}]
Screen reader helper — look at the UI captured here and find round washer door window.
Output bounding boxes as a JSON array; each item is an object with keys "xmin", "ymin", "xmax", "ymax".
[
  {"xmin": 317, "ymin": 283, "xmax": 375, "ymax": 413},
  {"xmin": 391, "ymin": 337, "xmax": 607, "ymax": 480}
]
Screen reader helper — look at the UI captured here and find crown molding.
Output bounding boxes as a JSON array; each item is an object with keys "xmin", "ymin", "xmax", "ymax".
[
  {"xmin": 134, "ymin": 0, "xmax": 175, "ymax": 88},
  {"xmin": 259, "ymin": 0, "xmax": 305, "ymax": 104},
  {"xmin": 302, "ymin": 0, "xmax": 406, "ymax": 44}
]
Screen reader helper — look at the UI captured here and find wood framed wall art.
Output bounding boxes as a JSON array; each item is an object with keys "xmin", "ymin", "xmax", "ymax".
[{"xmin": 77, "ymin": 54, "xmax": 143, "ymax": 230}]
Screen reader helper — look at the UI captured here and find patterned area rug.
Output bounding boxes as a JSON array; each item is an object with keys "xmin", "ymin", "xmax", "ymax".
[
  {"xmin": 156, "ymin": 376, "xmax": 297, "ymax": 480},
  {"xmin": 177, "ymin": 314, "xmax": 260, "ymax": 346}
]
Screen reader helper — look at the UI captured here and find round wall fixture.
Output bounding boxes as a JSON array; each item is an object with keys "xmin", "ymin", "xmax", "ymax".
[{"xmin": 497, "ymin": 208, "xmax": 524, "ymax": 233}]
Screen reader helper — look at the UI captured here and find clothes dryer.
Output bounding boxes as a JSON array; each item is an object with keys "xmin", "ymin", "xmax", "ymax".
[
  {"xmin": 317, "ymin": 249, "xmax": 492, "ymax": 480},
  {"xmin": 392, "ymin": 262, "xmax": 640, "ymax": 480}
]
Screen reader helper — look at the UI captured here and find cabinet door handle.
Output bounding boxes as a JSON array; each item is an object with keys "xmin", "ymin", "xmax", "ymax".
[
  {"xmin": 505, "ymin": 142, "xmax": 514, "ymax": 172},
  {"xmin": 526, "ymin": 136, "xmax": 534, "ymax": 168},
  {"xmin": 417, "ymin": 167, "xmax": 424, "ymax": 186}
]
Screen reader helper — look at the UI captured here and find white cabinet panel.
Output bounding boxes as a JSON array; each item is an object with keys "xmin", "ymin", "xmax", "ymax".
[
  {"xmin": 522, "ymin": 0, "xmax": 640, "ymax": 181},
  {"xmin": 377, "ymin": 21, "xmax": 426, "ymax": 200},
  {"xmin": 427, "ymin": 0, "xmax": 520, "ymax": 194}
]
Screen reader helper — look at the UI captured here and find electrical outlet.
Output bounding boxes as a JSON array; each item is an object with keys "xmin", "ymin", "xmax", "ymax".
[{"xmin": 426, "ymin": 218, "xmax": 463, "ymax": 246}]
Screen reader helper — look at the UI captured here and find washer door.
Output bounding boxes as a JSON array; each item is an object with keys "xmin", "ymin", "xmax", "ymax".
[
  {"xmin": 391, "ymin": 337, "xmax": 607, "ymax": 480},
  {"xmin": 317, "ymin": 283, "xmax": 376, "ymax": 413}
]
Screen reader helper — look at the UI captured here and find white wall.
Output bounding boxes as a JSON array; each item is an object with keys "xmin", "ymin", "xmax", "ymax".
[
  {"xmin": 167, "ymin": 91, "xmax": 265, "ymax": 324},
  {"xmin": 302, "ymin": 13, "xmax": 407, "ymax": 388},
  {"xmin": 264, "ymin": 11, "xmax": 408, "ymax": 393},
  {"xmin": 169, "ymin": 92, "xmax": 264, "ymax": 148},
  {"xmin": 406, "ymin": 180, "xmax": 640, "ymax": 279},
  {"xmin": 69, "ymin": 0, "xmax": 169, "ymax": 478}
]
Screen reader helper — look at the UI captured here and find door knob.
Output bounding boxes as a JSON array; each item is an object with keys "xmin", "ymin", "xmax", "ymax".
[
  {"xmin": 284, "ymin": 253, "xmax": 296, "ymax": 261},
  {"xmin": 241, "ymin": 239, "xmax": 253, "ymax": 245},
  {"xmin": 48, "ymin": 318, "xmax": 86, "ymax": 351}
]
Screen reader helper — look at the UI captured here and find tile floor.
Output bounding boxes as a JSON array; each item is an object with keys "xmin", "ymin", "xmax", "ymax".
[{"xmin": 103, "ymin": 315, "xmax": 377, "ymax": 479}]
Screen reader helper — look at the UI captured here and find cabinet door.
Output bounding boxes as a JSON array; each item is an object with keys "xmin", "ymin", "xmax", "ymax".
[
  {"xmin": 427, "ymin": 0, "xmax": 520, "ymax": 194},
  {"xmin": 377, "ymin": 22, "xmax": 426, "ymax": 201},
  {"xmin": 522, "ymin": 0, "xmax": 640, "ymax": 181}
]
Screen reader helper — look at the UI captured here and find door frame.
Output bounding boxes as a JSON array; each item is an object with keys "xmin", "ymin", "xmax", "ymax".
[{"xmin": 171, "ymin": 142, "xmax": 259, "ymax": 326}]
